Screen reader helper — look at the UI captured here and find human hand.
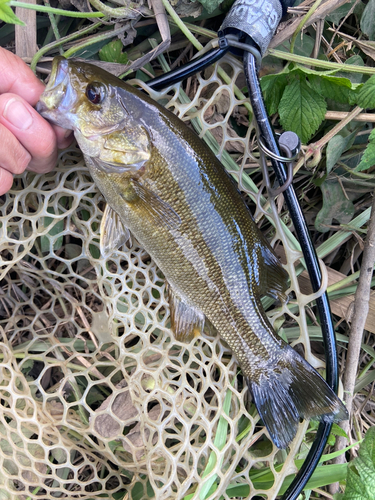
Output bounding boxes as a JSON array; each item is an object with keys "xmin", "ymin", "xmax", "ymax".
[{"xmin": 0, "ymin": 48, "xmax": 73, "ymax": 195}]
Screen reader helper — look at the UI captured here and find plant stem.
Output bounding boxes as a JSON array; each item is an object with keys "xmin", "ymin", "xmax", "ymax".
[
  {"xmin": 161, "ymin": 0, "xmax": 202, "ymax": 50},
  {"xmin": 268, "ymin": 48, "xmax": 375, "ymax": 75},
  {"xmin": 290, "ymin": 0, "xmax": 324, "ymax": 54},
  {"xmin": 31, "ymin": 20, "xmax": 104, "ymax": 71},
  {"xmin": 332, "ymin": 192, "xmax": 375, "ymax": 486},
  {"xmin": 43, "ymin": 0, "xmax": 63, "ymax": 54},
  {"xmin": 9, "ymin": 1, "xmax": 104, "ymax": 17},
  {"xmin": 294, "ymin": 106, "xmax": 363, "ymax": 173},
  {"xmin": 325, "ymin": 110, "xmax": 375, "ymax": 122},
  {"xmin": 64, "ymin": 24, "xmax": 128, "ymax": 58},
  {"xmin": 89, "ymin": 0, "xmax": 152, "ymax": 18},
  {"xmin": 168, "ymin": 18, "xmax": 216, "ymax": 40}
]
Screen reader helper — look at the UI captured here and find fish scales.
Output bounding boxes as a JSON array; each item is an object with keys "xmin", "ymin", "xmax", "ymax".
[
  {"xmin": 37, "ymin": 57, "xmax": 348, "ymax": 449},
  {"xmin": 91, "ymin": 124, "xmax": 272, "ymax": 366}
]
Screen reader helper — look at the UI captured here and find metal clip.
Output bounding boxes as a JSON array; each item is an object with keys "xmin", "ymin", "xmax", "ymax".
[{"xmin": 258, "ymin": 131, "xmax": 300, "ymax": 196}]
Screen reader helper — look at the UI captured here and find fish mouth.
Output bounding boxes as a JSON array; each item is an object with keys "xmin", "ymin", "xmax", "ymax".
[{"xmin": 36, "ymin": 57, "xmax": 77, "ymax": 129}]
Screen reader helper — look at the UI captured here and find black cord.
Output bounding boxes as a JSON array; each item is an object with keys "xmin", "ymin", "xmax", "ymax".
[
  {"xmin": 147, "ymin": 45, "xmax": 230, "ymax": 91},
  {"xmin": 244, "ymin": 50, "xmax": 338, "ymax": 500}
]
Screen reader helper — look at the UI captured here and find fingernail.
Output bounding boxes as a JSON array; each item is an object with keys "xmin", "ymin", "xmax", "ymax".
[
  {"xmin": 3, "ymin": 98, "xmax": 33, "ymax": 130},
  {"xmin": 64, "ymin": 129, "xmax": 73, "ymax": 139}
]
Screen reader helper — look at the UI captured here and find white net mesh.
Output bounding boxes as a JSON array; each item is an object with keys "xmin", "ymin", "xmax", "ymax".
[{"xmin": 0, "ymin": 54, "xmax": 332, "ymax": 500}]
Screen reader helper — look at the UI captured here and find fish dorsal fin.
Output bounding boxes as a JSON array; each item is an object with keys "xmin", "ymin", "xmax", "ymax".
[
  {"xmin": 167, "ymin": 285, "xmax": 205, "ymax": 342},
  {"xmin": 259, "ymin": 246, "xmax": 289, "ymax": 303},
  {"xmin": 124, "ymin": 180, "xmax": 181, "ymax": 230},
  {"xmin": 100, "ymin": 204, "xmax": 132, "ymax": 257}
]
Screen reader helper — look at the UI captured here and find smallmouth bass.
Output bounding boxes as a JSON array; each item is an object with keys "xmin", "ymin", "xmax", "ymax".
[{"xmin": 37, "ymin": 57, "xmax": 347, "ymax": 449}]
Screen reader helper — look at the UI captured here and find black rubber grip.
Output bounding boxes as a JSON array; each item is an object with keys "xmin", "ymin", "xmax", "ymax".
[
  {"xmin": 220, "ymin": 0, "xmax": 297, "ymax": 55},
  {"xmin": 220, "ymin": 0, "xmax": 283, "ymax": 55}
]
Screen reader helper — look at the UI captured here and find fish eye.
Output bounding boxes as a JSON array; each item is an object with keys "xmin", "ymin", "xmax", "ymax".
[{"xmin": 86, "ymin": 82, "xmax": 106, "ymax": 104}]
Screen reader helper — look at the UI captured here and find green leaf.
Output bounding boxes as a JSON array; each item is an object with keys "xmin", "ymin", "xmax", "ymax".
[
  {"xmin": 278, "ymin": 75, "xmax": 327, "ymax": 143},
  {"xmin": 357, "ymin": 75, "xmax": 375, "ymax": 109},
  {"xmin": 0, "ymin": 0, "xmax": 25, "ymax": 25},
  {"xmin": 326, "ymin": 129, "xmax": 358, "ymax": 173},
  {"xmin": 99, "ymin": 39, "xmax": 128, "ymax": 64},
  {"xmin": 331, "ymin": 423, "xmax": 349, "ymax": 439},
  {"xmin": 342, "ymin": 427, "xmax": 375, "ymax": 500},
  {"xmin": 315, "ymin": 179, "xmax": 355, "ymax": 233},
  {"xmin": 196, "ymin": 0, "xmax": 224, "ymax": 14},
  {"xmin": 327, "ymin": 0, "xmax": 363, "ymax": 24},
  {"xmin": 356, "ymin": 129, "xmax": 375, "ymax": 171},
  {"xmin": 317, "ymin": 75, "xmax": 359, "ymax": 105},
  {"xmin": 360, "ymin": 0, "xmax": 375, "ymax": 40},
  {"xmin": 260, "ymin": 73, "xmax": 288, "ymax": 115}
]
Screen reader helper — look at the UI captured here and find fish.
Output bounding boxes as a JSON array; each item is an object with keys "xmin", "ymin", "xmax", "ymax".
[{"xmin": 37, "ymin": 56, "xmax": 348, "ymax": 449}]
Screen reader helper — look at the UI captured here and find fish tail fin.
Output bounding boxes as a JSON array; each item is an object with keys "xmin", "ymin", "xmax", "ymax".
[{"xmin": 247, "ymin": 344, "xmax": 348, "ymax": 449}]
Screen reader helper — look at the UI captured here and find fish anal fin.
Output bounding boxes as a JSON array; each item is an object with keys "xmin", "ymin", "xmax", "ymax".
[
  {"xmin": 100, "ymin": 204, "xmax": 132, "ymax": 257},
  {"xmin": 167, "ymin": 285, "xmax": 205, "ymax": 342},
  {"xmin": 260, "ymin": 246, "xmax": 289, "ymax": 303},
  {"xmin": 248, "ymin": 344, "xmax": 348, "ymax": 449}
]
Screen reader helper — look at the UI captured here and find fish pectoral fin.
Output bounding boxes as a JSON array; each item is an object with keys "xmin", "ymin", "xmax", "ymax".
[
  {"xmin": 247, "ymin": 344, "xmax": 348, "ymax": 449},
  {"xmin": 167, "ymin": 284, "xmax": 205, "ymax": 342},
  {"xmin": 100, "ymin": 204, "xmax": 132, "ymax": 257},
  {"xmin": 88, "ymin": 156, "xmax": 145, "ymax": 174},
  {"xmin": 124, "ymin": 180, "xmax": 181, "ymax": 230},
  {"xmin": 260, "ymin": 247, "xmax": 289, "ymax": 303}
]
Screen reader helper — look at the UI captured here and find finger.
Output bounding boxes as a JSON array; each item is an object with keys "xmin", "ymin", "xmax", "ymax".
[
  {"xmin": 0, "ymin": 94, "xmax": 58, "ymax": 174},
  {"xmin": 0, "ymin": 49, "xmax": 74, "ymax": 147},
  {"xmin": 54, "ymin": 124, "xmax": 74, "ymax": 150},
  {"xmin": 0, "ymin": 47, "xmax": 44, "ymax": 106},
  {"xmin": 0, "ymin": 122, "xmax": 31, "ymax": 175},
  {"xmin": 0, "ymin": 167, "xmax": 17, "ymax": 196}
]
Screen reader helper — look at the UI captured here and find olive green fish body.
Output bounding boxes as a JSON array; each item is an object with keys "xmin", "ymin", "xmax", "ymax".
[
  {"xmin": 38, "ymin": 58, "xmax": 347, "ymax": 448},
  {"xmin": 87, "ymin": 99, "xmax": 283, "ymax": 378}
]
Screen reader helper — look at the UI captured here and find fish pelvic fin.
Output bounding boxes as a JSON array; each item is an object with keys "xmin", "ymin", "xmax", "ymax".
[
  {"xmin": 167, "ymin": 284, "xmax": 205, "ymax": 342},
  {"xmin": 247, "ymin": 344, "xmax": 348, "ymax": 449},
  {"xmin": 100, "ymin": 204, "xmax": 132, "ymax": 257}
]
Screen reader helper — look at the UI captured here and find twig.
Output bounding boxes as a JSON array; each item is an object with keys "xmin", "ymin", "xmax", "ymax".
[
  {"xmin": 270, "ymin": 0, "xmax": 351, "ymax": 49},
  {"xmin": 325, "ymin": 111, "xmax": 375, "ymax": 123},
  {"xmin": 330, "ymin": 192, "xmax": 375, "ymax": 493},
  {"xmin": 294, "ymin": 106, "xmax": 363, "ymax": 172}
]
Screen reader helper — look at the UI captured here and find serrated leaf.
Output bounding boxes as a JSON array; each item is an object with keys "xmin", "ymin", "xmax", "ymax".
[
  {"xmin": 320, "ymin": 76, "xmax": 358, "ymax": 105},
  {"xmin": 357, "ymin": 75, "xmax": 375, "ymax": 109},
  {"xmin": 278, "ymin": 76, "xmax": 327, "ymax": 143},
  {"xmin": 342, "ymin": 427, "xmax": 375, "ymax": 500},
  {"xmin": 99, "ymin": 39, "xmax": 128, "ymax": 64},
  {"xmin": 361, "ymin": 0, "xmax": 375, "ymax": 40},
  {"xmin": 355, "ymin": 130, "xmax": 375, "ymax": 171},
  {"xmin": 0, "ymin": 0, "xmax": 25, "ymax": 25},
  {"xmin": 260, "ymin": 73, "xmax": 288, "ymax": 115},
  {"xmin": 315, "ymin": 179, "xmax": 355, "ymax": 233}
]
